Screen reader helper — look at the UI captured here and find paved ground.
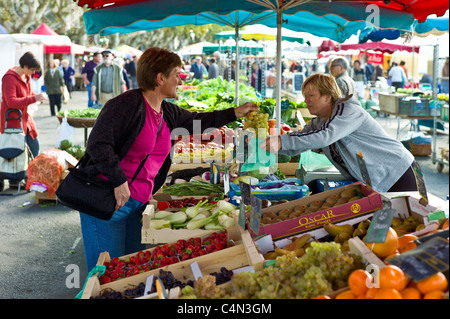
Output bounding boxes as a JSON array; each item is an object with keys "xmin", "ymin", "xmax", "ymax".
[{"xmin": 0, "ymin": 89, "xmax": 448, "ymax": 299}]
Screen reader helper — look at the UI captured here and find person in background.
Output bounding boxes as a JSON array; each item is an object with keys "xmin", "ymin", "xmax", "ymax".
[
  {"xmin": 260, "ymin": 73, "xmax": 417, "ymax": 193},
  {"xmin": 82, "ymin": 52, "xmax": 102, "ymax": 107},
  {"xmin": 76, "ymin": 47, "xmax": 258, "ymax": 271},
  {"xmin": 61, "ymin": 59, "xmax": 75, "ymax": 99},
  {"xmin": 251, "ymin": 61, "xmax": 262, "ymax": 93},
  {"xmin": 351, "ymin": 60, "xmax": 365, "ymax": 99},
  {"xmin": 31, "ymin": 70, "xmax": 43, "ymax": 95},
  {"xmin": 44, "ymin": 59, "xmax": 65, "ymax": 116},
  {"xmin": 1, "ymin": 52, "xmax": 46, "ymax": 161},
  {"xmin": 91, "ymin": 50, "xmax": 126, "ymax": 106},
  {"xmin": 329, "ymin": 57, "xmax": 357, "ymax": 99},
  {"xmin": 208, "ymin": 58, "xmax": 219, "ymax": 79},
  {"xmin": 441, "ymin": 58, "xmax": 449, "ymax": 94},
  {"xmin": 372, "ymin": 64, "xmax": 383, "ymax": 82},
  {"xmin": 388, "ymin": 62, "xmax": 407, "ymax": 91},
  {"xmin": 190, "ymin": 56, "xmax": 206, "ymax": 81},
  {"xmin": 365, "ymin": 63, "xmax": 373, "ymax": 83},
  {"xmin": 223, "ymin": 60, "xmax": 235, "ymax": 82},
  {"xmin": 124, "ymin": 56, "xmax": 137, "ymax": 89}
]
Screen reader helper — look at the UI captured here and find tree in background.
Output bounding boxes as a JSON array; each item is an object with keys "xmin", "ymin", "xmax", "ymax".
[{"xmin": 0, "ymin": 1, "xmax": 232, "ymax": 51}]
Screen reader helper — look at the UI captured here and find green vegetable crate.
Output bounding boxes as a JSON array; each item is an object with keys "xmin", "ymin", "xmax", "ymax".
[{"xmin": 81, "ymin": 222, "xmax": 264, "ymax": 299}]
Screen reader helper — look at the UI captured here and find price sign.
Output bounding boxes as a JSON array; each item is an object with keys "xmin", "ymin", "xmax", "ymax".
[
  {"xmin": 411, "ymin": 161, "xmax": 429, "ymax": 207},
  {"xmin": 249, "ymin": 195, "xmax": 262, "ymax": 235},
  {"xmin": 365, "ymin": 203, "xmax": 396, "ymax": 243},
  {"xmin": 239, "ymin": 203, "xmax": 247, "ymax": 230},
  {"xmin": 386, "ymin": 236, "xmax": 449, "ymax": 282},
  {"xmin": 239, "ymin": 181, "xmax": 251, "ymax": 205}
]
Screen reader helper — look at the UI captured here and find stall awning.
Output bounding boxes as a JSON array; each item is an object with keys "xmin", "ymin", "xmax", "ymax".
[
  {"xmin": 339, "ymin": 41, "xmax": 420, "ymax": 54},
  {"xmin": 44, "ymin": 43, "xmax": 86, "ymax": 55}
]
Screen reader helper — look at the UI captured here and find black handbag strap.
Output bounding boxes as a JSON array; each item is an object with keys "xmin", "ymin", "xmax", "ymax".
[{"xmin": 129, "ymin": 109, "xmax": 164, "ymax": 186}]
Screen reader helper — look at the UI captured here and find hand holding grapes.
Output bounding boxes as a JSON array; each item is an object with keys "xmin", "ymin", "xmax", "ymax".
[{"xmin": 234, "ymin": 102, "xmax": 259, "ymax": 118}]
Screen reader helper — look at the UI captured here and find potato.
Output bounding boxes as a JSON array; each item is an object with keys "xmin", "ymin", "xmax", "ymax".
[
  {"xmin": 304, "ymin": 207, "xmax": 318, "ymax": 214},
  {"xmin": 289, "ymin": 211, "xmax": 302, "ymax": 218},
  {"xmin": 294, "ymin": 204, "xmax": 307, "ymax": 212},
  {"xmin": 262, "ymin": 212, "xmax": 277, "ymax": 219},
  {"xmin": 340, "ymin": 188, "xmax": 356, "ymax": 198},
  {"xmin": 309, "ymin": 200, "xmax": 324, "ymax": 208},
  {"xmin": 278, "ymin": 208, "xmax": 292, "ymax": 216},
  {"xmin": 335, "ymin": 196, "xmax": 351, "ymax": 205},
  {"xmin": 325, "ymin": 194, "xmax": 340, "ymax": 205},
  {"xmin": 348, "ymin": 196, "xmax": 361, "ymax": 203},
  {"xmin": 321, "ymin": 202, "xmax": 334, "ymax": 209},
  {"xmin": 261, "ymin": 217, "xmax": 272, "ymax": 224}
]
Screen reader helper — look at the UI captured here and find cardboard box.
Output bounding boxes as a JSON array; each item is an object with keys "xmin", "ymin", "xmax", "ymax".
[
  {"xmin": 249, "ymin": 182, "xmax": 383, "ymax": 240},
  {"xmin": 81, "ymin": 226, "xmax": 263, "ymax": 299},
  {"xmin": 378, "ymin": 92, "xmax": 409, "ymax": 114},
  {"xmin": 384, "ymin": 193, "xmax": 441, "ymax": 236}
]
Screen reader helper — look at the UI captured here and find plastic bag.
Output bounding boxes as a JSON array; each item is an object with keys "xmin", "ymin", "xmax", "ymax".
[
  {"xmin": 240, "ymin": 137, "xmax": 277, "ymax": 179},
  {"xmin": 55, "ymin": 117, "xmax": 74, "ymax": 148},
  {"xmin": 299, "ymin": 149, "xmax": 334, "ymax": 171}
]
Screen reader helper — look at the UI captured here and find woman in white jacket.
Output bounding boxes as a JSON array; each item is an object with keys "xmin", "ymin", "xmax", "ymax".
[{"xmin": 261, "ymin": 73, "xmax": 417, "ymax": 193}]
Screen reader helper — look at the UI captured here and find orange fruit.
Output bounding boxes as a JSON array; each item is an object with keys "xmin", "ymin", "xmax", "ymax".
[
  {"xmin": 416, "ymin": 272, "xmax": 448, "ymax": 295},
  {"xmin": 441, "ymin": 219, "xmax": 449, "ymax": 230},
  {"xmin": 365, "ymin": 287, "xmax": 379, "ymax": 299},
  {"xmin": 335, "ymin": 290, "xmax": 356, "ymax": 299},
  {"xmin": 398, "ymin": 241, "xmax": 417, "ymax": 253},
  {"xmin": 379, "ymin": 265, "xmax": 408, "ymax": 291},
  {"xmin": 373, "ymin": 288, "xmax": 402, "ymax": 299},
  {"xmin": 423, "ymin": 290, "xmax": 445, "ymax": 299},
  {"xmin": 385, "ymin": 250, "xmax": 400, "ymax": 261},
  {"xmin": 365, "ymin": 227, "xmax": 398, "ymax": 259},
  {"xmin": 400, "ymin": 287, "xmax": 422, "ymax": 299},
  {"xmin": 315, "ymin": 295, "xmax": 331, "ymax": 299},
  {"xmin": 397, "ymin": 234, "xmax": 418, "ymax": 250},
  {"xmin": 348, "ymin": 269, "xmax": 372, "ymax": 297}
]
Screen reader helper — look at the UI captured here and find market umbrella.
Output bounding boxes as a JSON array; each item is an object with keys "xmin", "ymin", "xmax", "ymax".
[
  {"xmin": 358, "ymin": 16, "xmax": 450, "ymax": 43},
  {"xmin": 74, "ymin": 0, "xmax": 446, "ymax": 132},
  {"xmin": 116, "ymin": 44, "xmax": 143, "ymax": 58}
]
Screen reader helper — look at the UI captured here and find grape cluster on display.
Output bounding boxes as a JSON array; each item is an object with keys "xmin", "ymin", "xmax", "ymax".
[{"xmin": 182, "ymin": 242, "xmax": 364, "ymax": 299}]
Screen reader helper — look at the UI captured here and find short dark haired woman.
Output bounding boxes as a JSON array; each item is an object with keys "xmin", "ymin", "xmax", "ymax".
[{"xmin": 77, "ymin": 47, "xmax": 259, "ymax": 270}]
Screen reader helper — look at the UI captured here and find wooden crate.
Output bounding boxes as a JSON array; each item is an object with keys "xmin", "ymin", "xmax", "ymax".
[
  {"xmin": 81, "ymin": 225, "xmax": 264, "ymax": 299},
  {"xmin": 34, "ymin": 170, "xmax": 69, "ymax": 204},
  {"xmin": 142, "ymin": 204, "xmax": 218, "ymax": 244}
]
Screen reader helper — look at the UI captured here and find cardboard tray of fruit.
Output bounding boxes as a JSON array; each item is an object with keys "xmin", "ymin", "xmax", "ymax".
[
  {"xmin": 248, "ymin": 182, "xmax": 383, "ymax": 240},
  {"xmin": 80, "ymin": 225, "xmax": 263, "ymax": 299}
]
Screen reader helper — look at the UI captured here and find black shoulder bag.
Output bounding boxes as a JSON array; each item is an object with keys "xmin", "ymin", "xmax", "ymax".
[{"xmin": 56, "ymin": 112, "xmax": 163, "ymax": 220}]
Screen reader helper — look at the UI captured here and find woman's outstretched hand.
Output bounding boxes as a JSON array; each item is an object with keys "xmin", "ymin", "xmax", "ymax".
[{"xmin": 234, "ymin": 102, "xmax": 259, "ymax": 118}]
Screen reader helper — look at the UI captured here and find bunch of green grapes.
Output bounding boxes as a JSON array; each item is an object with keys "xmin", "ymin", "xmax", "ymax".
[
  {"xmin": 184, "ymin": 242, "xmax": 363, "ymax": 299},
  {"xmin": 243, "ymin": 111, "xmax": 269, "ymax": 139},
  {"xmin": 192, "ymin": 275, "xmax": 225, "ymax": 299}
]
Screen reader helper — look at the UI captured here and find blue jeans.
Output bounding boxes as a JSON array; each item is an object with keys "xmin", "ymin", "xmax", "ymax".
[
  {"xmin": 87, "ymin": 82, "xmax": 93, "ymax": 108},
  {"xmin": 79, "ymin": 198, "xmax": 147, "ymax": 271}
]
